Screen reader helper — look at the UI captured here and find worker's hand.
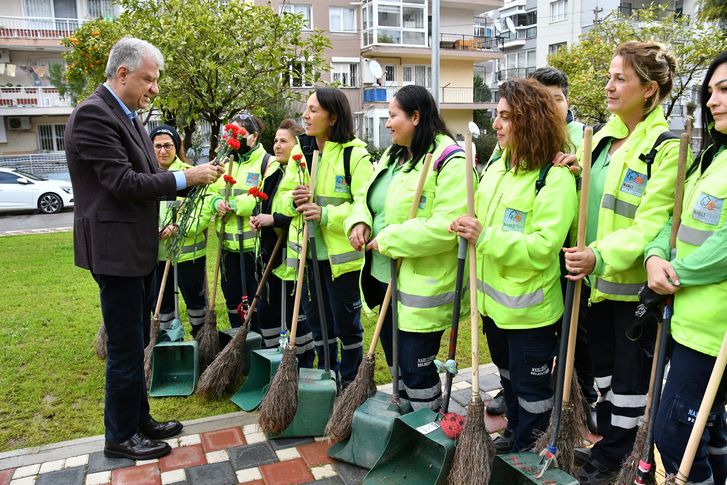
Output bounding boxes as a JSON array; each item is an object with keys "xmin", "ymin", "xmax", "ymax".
[
  {"xmin": 563, "ymin": 247, "xmax": 596, "ymax": 281},
  {"xmin": 215, "ymin": 200, "xmax": 234, "ymax": 217},
  {"xmin": 449, "ymin": 216, "xmax": 482, "ymax": 245},
  {"xmin": 366, "ymin": 238, "xmax": 380, "ymax": 252},
  {"xmin": 249, "ymin": 214, "xmax": 274, "ymax": 230},
  {"xmin": 184, "ymin": 162, "xmax": 224, "ymax": 186},
  {"xmin": 292, "ymin": 185, "xmax": 311, "ymax": 207},
  {"xmin": 349, "ymin": 223, "xmax": 371, "ymax": 251},
  {"xmin": 552, "ymin": 152, "xmax": 581, "ymax": 175},
  {"xmin": 159, "ymin": 224, "xmax": 178, "ymax": 240},
  {"xmin": 646, "ymin": 256, "xmax": 680, "ymax": 295},
  {"xmin": 297, "ymin": 202, "xmax": 322, "ymax": 222}
]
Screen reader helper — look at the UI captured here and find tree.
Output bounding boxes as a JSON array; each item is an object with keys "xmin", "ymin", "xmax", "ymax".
[
  {"xmin": 698, "ymin": 0, "xmax": 727, "ymax": 24},
  {"xmin": 549, "ymin": 6, "xmax": 727, "ymax": 124}
]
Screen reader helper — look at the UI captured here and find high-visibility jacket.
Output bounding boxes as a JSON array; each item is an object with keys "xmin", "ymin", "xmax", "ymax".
[
  {"xmin": 583, "ymin": 106, "xmax": 685, "ymax": 303},
  {"xmin": 475, "ymin": 153, "xmax": 577, "ymax": 329},
  {"xmin": 208, "ymin": 144, "xmax": 278, "ymax": 252},
  {"xmin": 158, "ymin": 157, "xmax": 210, "ymax": 263},
  {"xmin": 669, "ymin": 146, "xmax": 727, "ymax": 357},
  {"xmin": 277, "ymin": 137, "xmax": 372, "ymax": 279},
  {"xmin": 345, "ymin": 134, "xmax": 472, "ymax": 333}
]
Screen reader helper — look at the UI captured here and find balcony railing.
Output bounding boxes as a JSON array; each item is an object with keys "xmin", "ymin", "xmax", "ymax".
[
  {"xmin": 364, "ymin": 85, "xmax": 494, "ymax": 104},
  {"xmin": 437, "ymin": 33, "xmax": 503, "ymax": 51},
  {"xmin": 0, "ymin": 153, "xmax": 68, "ymax": 176},
  {"xmin": 497, "ymin": 67, "xmax": 537, "ymax": 82},
  {"xmin": 0, "ymin": 86, "xmax": 72, "ymax": 109},
  {"xmin": 497, "ymin": 26, "xmax": 537, "ymax": 42},
  {"xmin": 0, "ymin": 16, "xmax": 87, "ymax": 39}
]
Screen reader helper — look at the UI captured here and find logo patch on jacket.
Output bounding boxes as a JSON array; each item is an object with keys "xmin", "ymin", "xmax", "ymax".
[
  {"xmin": 334, "ymin": 175, "xmax": 349, "ymax": 193},
  {"xmin": 418, "ymin": 195, "xmax": 427, "ymax": 209},
  {"xmin": 503, "ymin": 208, "xmax": 527, "ymax": 232},
  {"xmin": 246, "ymin": 173, "xmax": 260, "ymax": 187},
  {"xmin": 620, "ymin": 168, "xmax": 648, "ymax": 197},
  {"xmin": 693, "ymin": 192, "xmax": 724, "ymax": 226}
]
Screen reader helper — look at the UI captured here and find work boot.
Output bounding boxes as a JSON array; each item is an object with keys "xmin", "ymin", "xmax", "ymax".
[
  {"xmin": 574, "ymin": 447, "xmax": 592, "ymax": 467},
  {"xmin": 576, "ymin": 457, "xmax": 618, "ymax": 485},
  {"xmin": 487, "ymin": 389, "xmax": 507, "ymax": 415},
  {"xmin": 493, "ymin": 428, "xmax": 514, "ymax": 454}
]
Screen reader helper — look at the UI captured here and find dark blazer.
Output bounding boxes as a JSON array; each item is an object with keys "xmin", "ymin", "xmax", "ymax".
[{"xmin": 65, "ymin": 85, "xmax": 177, "ymax": 277}]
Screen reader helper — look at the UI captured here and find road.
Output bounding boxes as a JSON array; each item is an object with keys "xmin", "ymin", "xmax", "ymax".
[{"xmin": 0, "ymin": 209, "xmax": 74, "ymax": 235}]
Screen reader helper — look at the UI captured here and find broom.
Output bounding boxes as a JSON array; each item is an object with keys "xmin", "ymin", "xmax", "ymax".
[
  {"xmin": 144, "ymin": 258, "xmax": 172, "ymax": 387},
  {"xmin": 258, "ymin": 151, "xmax": 320, "ymax": 435},
  {"xmin": 95, "ymin": 321, "xmax": 107, "ymax": 360},
  {"xmin": 324, "ymin": 153, "xmax": 433, "ymax": 443},
  {"xmin": 665, "ymin": 331, "xmax": 727, "ymax": 485},
  {"xmin": 617, "ymin": 132, "xmax": 690, "ymax": 485},
  {"xmin": 448, "ymin": 134, "xmax": 495, "ymax": 485},
  {"xmin": 532, "ymin": 127, "xmax": 593, "ymax": 477},
  {"xmin": 197, "ymin": 156, "xmax": 235, "ymax": 369},
  {"xmin": 196, "ymin": 231, "xmax": 286, "ymax": 397}
]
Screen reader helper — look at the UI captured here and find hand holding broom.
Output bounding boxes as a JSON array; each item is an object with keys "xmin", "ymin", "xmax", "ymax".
[
  {"xmin": 325, "ymin": 153, "xmax": 433, "ymax": 443},
  {"xmin": 258, "ymin": 151, "xmax": 320, "ymax": 435}
]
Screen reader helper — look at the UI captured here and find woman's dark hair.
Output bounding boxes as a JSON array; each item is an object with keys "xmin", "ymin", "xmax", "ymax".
[
  {"xmin": 389, "ymin": 84, "xmax": 454, "ymax": 168},
  {"xmin": 529, "ymin": 67, "xmax": 570, "ymax": 97},
  {"xmin": 278, "ymin": 118, "xmax": 305, "ymax": 136},
  {"xmin": 232, "ymin": 113, "xmax": 265, "ymax": 137},
  {"xmin": 698, "ymin": 51, "xmax": 727, "ymax": 168},
  {"xmin": 315, "ymin": 87, "xmax": 355, "ymax": 143},
  {"xmin": 498, "ymin": 79, "xmax": 569, "ymax": 171}
]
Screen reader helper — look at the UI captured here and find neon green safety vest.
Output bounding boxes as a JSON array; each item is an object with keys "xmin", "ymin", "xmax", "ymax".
[
  {"xmin": 671, "ymin": 146, "xmax": 727, "ymax": 357},
  {"xmin": 346, "ymin": 134, "xmax": 472, "ymax": 333},
  {"xmin": 475, "ymin": 153, "xmax": 577, "ymax": 329},
  {"xmin": 276, "ymin": 138, "xmax": 372, "ymax": 279},
  {"xmin": 583, "ymin": 106, "xmax": 685, "ymax": 303},
  {"xmin": 208, "ymin": 144, "xmax": 278, "ymax": 252},
  {"xmin": 158, "ymin": 157, "xmax": 210, "ymax": 263}
]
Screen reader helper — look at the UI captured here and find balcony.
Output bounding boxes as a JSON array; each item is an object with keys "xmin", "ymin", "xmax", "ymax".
[
  {"xmin": 361, "ymin": 33, "xmax": 502, "ymax": 62},
  {"xmin": 498, "ymin": 26, "xmax": 537, "ymax": 49},
  {"xmin": 0, "ymin": 86, "xmax": 73, "ymax": 115},
  {"xmin": 363, "ymin": 85, "xmax": 495, "ymax": 109},
  {"xmin": 496, "ymin": 67, "xmax": 536, "ymax": 82},
  {"xmin": 0, "ymin": 16, "xmax": 88, "ymax": 49}
]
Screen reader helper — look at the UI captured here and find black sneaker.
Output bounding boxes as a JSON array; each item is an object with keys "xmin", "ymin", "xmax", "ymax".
[
  {"xmin": 576, "ymin": 457, "xmax": 618, "ymax": 485},
  {"xmin": 487, "ymin": 390, "xmax": 507, "ymax": 415},
  {"xmin": 574, "ymin": 447, "xmax": 591, "ymax": 467},
  {"xmin": 493, "ymin": 428, "xmax": 514, "ymax": 454}
]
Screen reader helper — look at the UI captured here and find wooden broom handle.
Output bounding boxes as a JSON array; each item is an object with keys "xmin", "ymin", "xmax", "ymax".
[
  {"xmin": 563, "ymin": 126, "xmax": 593, "ymax": 402},
  {"xmin": 209, "ymin": 157, "xmax": 236, "ymax": 304},
  {"xmin": 153, "ymin": 259, "xmax": 173, "ymax": 320},
  {"xmin": 670, "ymin": 133, "xmax": 690, "ymax": 250},
  {"xmin": 288, "ymin": 150, "xmax": 320, "ymax": 345},
  {"xmin": 367, "ymin": 153, "xmax": 434, "ymax": 355},
  {"xmin": 464, "ymin": 133, "xmax": 481, "ymax": 397},
  {"xmin": 675, "ymin": 331, "xmax": 727, "ymax": 485}
]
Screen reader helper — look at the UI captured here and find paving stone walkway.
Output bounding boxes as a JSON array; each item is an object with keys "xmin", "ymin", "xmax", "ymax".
[{"xmin": 0, "ymin": 364, "xmax": 531, "ymax": 485}]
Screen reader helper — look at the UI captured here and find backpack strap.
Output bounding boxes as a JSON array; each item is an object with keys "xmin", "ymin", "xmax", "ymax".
[
  {"xmin": 638, "ymin": 131, "xmax": 678, "ymax": 179},
  {"xmin": 261, "ymin": 152, "xmax": 271, "ymax": 176},
  {"xmin": 433, "ymin": 145, "xmax": 465, "ymax": 171},
  {"xmin": 535, "ymin": 163, "xmax": 553, "ymax": 195},
  {"xmin": 343, "ymin": 146, "xmax": 354, "ymax": 188}
]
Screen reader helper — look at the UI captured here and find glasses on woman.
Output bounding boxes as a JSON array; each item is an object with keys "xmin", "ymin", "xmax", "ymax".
[
  {"xmin": 232, "ymin": 113, "xmax": 259, "ymax": 133},
  {"xmin": 154, "ymin": 143, "xmax": 175, "ymax": 152}
]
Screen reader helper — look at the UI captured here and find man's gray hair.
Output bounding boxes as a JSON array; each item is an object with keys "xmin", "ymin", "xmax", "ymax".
[{"xmin": 105, "ymin": 37, "xmax": 164, "ymax": 79}]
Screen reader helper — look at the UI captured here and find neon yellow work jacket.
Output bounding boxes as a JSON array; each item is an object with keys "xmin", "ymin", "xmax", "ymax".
[{"xmin": 475, "ymin": 153, "xmax": 577, "ymax": 328}]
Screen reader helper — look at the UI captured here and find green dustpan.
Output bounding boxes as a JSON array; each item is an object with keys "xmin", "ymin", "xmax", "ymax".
[
  {"xmin": 149, "ymin": 340, "xmax": 199, "ymax": 397},
  {"xmin": 230, "ymin": 347, "xmax": 288, "ymax": 411},
  {"xmin": 364, "ymin": 407, "xmax": 455, "ymax": 484},
  {"xmin": 220, "ymin": 328, "xmax": 262, "ymax": 376},
  {"xmin": 267, "ymin": 367, "xmax": 337, "ymax": 438},
  {"xmin": 328, "ymin": 391, "xmax": 413, "ymax": 469},
  {"xmin": 490, "ymin": 453, "xmax": 578, "ymax": 484}
]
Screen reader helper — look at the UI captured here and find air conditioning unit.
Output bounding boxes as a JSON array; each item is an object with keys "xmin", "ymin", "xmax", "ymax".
[
  {"xmin": 0, "ymin": 49, "xmax": 9, "ymax": 64},
  {"xmin": 7, "ymin": 116, "xmax": 31, "ymax": 131}
]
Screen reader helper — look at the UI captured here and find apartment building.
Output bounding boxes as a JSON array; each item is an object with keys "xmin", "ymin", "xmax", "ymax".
[{"xmin": 264, "ymin": 0, "xmax": 503, "ymax": 147}]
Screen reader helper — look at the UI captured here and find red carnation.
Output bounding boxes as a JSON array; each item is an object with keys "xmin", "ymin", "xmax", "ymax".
[
  {"xmin": 258, "ymin": 191, "xmax": 269, "ymax": 201},
  {"xmin": 223, "ymin": 174, "xmax": 237, "ymax": 185},
  {"xmin": 224, "ymin": 123, "xmax": 236, "ymax": 132},
  {"xmin": 292, "ymin": 153, "xmax": 303, "ymax": 162},
  {"xmin": 248, "ymin": 186, "xmax": 259, "ymax": 197},
  {"xmin": 227, "ymin": 138, "xmax": 241, "ymax": 150},
  {"xmin": 239, "ymin": 128, "xmax": 248, "ymax": 137},
  {"xmin": 299, "ymin": 161, "xmax": 306, "ymax": 169}
]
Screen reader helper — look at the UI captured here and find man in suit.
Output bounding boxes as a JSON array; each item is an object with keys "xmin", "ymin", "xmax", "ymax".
[{"xmin": 65, "ymin": 37, "xmax": 223, "ymax": 460}]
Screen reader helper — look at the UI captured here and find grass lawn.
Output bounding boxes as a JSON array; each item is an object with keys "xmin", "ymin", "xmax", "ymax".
[{"xmin": 0, "ymin": 230, "xmax": 491, "ymax": 451}]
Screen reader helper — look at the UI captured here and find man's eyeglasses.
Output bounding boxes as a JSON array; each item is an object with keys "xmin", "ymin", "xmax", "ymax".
[{"xmin": 154, "ymin": 143, "xmax": 175, "ymax": 152}]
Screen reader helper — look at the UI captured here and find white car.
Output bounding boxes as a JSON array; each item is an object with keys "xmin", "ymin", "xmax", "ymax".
[{"xmin": 0, "ymin": 167, "xmax": 73, "ymax": 214}]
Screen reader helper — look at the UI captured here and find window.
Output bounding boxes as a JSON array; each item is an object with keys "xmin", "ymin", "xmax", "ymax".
[
  {"xmin": 87, "ymin": 0, "xmax": 114, "ymax": 19},
  {"xmin": 402, "ymin": 64, "xmax": 431, "ymax": 87},
  {"xmin": 378, "ymin": 117, "xmax": 392, "ymax": 148},
  {"xmin": 280, "ymin": 4, "xmax": 312, "ymax": 30},
  {"xmin": 286, "ymin": 60, "xmax": 315, "ymax": 88},
  {"xmin": 384, "ymin": 65, "xmax": 396, "ymax": 83},
  {"xmin": 38, "ymin": 124, "xmax": 65, "ymax": 151},
  {"xmin": 329, "ymin": 7, "xmax": 356, "ymax": 32},
  {"xmin": 361, "ymin": 0, "xmax": 426, "ymax": 47},
  {"xmin": 331, "ymin": 62, "xmax": 359, "ymax": 87},
  {"xmin": 548, "ymin": 42, "xmax": 567, "ymax": 56},
  {"xmin": 0, "ymin": 172, "xmax": 18, "ymax": 184},
  {"xmin": 550, "ymin": 0, "xmax": 567, "ymax": 22}
]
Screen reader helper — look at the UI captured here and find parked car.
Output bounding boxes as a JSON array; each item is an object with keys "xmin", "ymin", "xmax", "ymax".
[{"xmin": 0, "ymin": 168, "xmax": 73, "ymax": 214}]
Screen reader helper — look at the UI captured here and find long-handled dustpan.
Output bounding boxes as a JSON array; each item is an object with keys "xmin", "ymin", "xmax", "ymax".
[
  {"xmin": 328, "ymin": 153, "xmax": 434, "ymax": 468},
  {"xmin": 492, "ymin": 128, "xmax": 595, "ymax": 484}
]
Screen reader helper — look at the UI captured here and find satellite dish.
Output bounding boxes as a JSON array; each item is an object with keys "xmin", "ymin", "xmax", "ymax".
[
  {"xmin": 369, "ymin": 60, "xmax": 384, "ymax": 80},
  {"xmin": 505, "ymin": 17, "xmax": 516, "ymax": 33},
  {"xmin": 493, "ymin": 19, "xmax": 502, "ymax": 34},
  {"xmin": 468, "ymin": 121, "xmax": 481, "ymax": 138}
]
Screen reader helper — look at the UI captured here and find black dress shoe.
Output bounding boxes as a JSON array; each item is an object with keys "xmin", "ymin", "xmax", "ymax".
[
  {"xmin": 487, "ymin": 389, "xmax": 507, "ymax": 415},
  {"xmin": 104, "ymin": 433, "xmax": 171, "ymax": 460},
  {"xmin": 493, "ymin": 428, "xmax": 515, "ymax": 454},
  {"xmin": 140, "ymin": 418, "xmax": 183, "ymax": 440}
]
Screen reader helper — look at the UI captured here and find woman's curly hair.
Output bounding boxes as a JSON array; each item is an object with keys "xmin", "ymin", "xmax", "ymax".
[{"xmin": 498, "ymin": 78, "xmax": 570, "ymax": 172}]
